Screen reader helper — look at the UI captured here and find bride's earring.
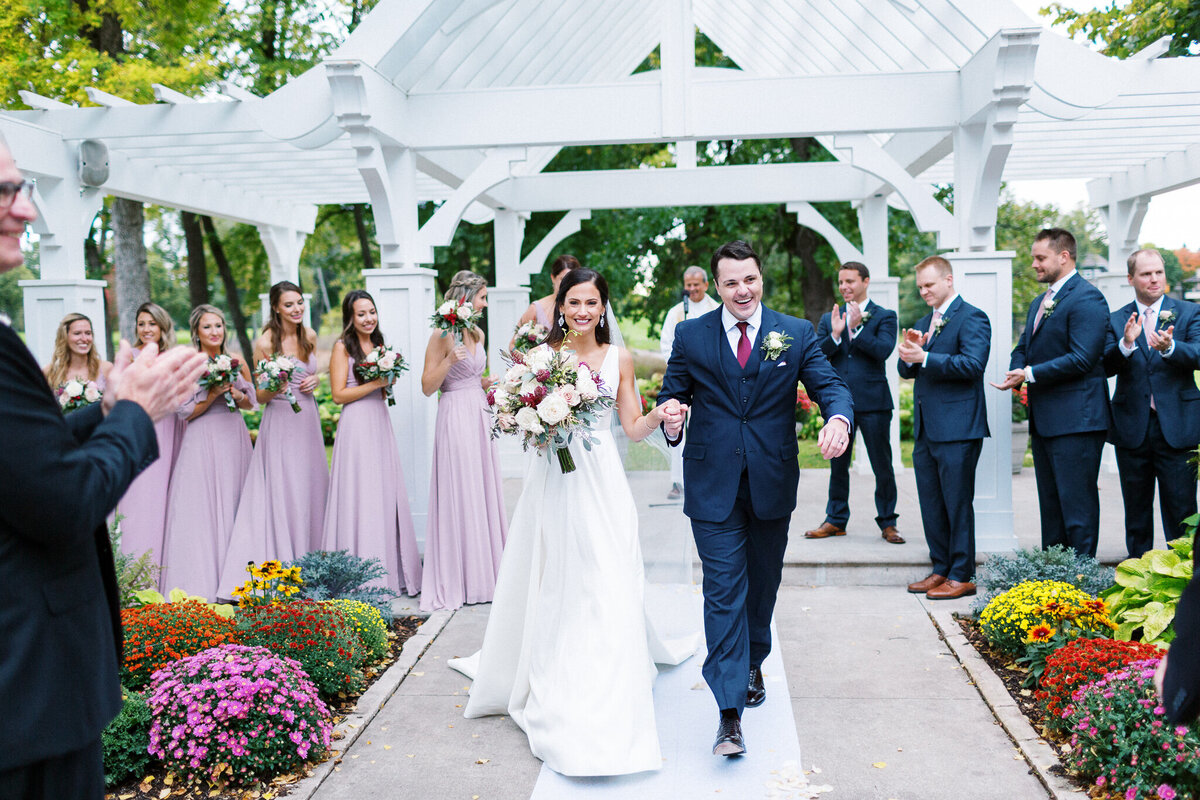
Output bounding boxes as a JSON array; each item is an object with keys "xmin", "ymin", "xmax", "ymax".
[
  {"xmin": 558, "ymin": 314, "xmax": 565, "ymax": 328},
  {"xmin": 599, "ymin": 315, "xmax": 606, "ymax": 328}
]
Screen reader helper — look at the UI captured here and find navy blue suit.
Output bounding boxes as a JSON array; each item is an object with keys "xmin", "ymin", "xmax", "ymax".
[
  {"xmin": 0, "ymin": 323, "xmax": 156, "ymax": 795},
  {"xmin": 659, "ymin": 305, "xmax": 852, "ymax": 713},
  {"xmin": 898, "ymin": 297, "xmax": 990, "ymax": 582},
  {"xmin": 1010, "ymin": 273, "xmax": 1112, "ymax": 557},
  {"xmin": 1164, "ymin": 542, "xmax": 1200, "ymax": 724},
  {"xmin": 1103, "ymin": 296, "xmax": 1200, "ymax": 558},
  {"xmin": 817, "ymin": 300, "xmax": 898, "ymax": 531}
]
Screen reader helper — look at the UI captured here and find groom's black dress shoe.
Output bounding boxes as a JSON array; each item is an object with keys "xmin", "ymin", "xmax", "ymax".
[
  {"xmin": 746, "ymin": 666, "xmax": 766, "ymax": 708},
  {"xmin": 713, "ymin": 716, "xmax": 746, "ymax": 756}
]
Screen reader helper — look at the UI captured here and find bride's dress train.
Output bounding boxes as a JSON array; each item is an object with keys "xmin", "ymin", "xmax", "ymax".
[{"xmin": 449, "ymin": 345, "xmax": 698, "ymax": 776}]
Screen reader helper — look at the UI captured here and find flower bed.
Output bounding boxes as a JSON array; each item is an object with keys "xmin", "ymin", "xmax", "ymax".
[{"xmin": 120, "ymin": 600, "xmax": 240, "ymax": 690}]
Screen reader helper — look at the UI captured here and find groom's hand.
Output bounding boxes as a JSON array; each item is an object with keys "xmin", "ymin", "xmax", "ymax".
[
  {"xmin": 659, "ymin": 398, "xmax": 688, "ymax": 440},
  {"xmin": 818, "ymin": 417, "xmax": 851, "ymax": 460}
]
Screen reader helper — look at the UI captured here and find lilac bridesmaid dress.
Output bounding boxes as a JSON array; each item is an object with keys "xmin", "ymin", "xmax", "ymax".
[
  {"xmin": 218, "ymin": 355, "xmax": 328, "ymax": 597},
  {"xmin": 321, "ymin": 357, "xmax": 422, "ymax": 596},
  {"xmin": 420, "ymin": 345, "xmax": 508, "ymax": 612},
  {"xmin": 115, "ymin": 364, "xmax": 185, "ymax": 567},
  {"xmin": 160, "ymin": 376, "xmax": 256, "ymax": 599}
]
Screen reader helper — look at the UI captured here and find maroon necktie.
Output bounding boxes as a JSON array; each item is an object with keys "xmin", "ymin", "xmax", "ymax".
[{"xmin": 736, "ymin": 321, "xmax": 751, "ymax": 368}]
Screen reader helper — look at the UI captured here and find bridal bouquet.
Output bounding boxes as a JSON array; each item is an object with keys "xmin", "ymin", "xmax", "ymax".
[
  {"xmin": 56, "ymin": 379, "xmax": 102, "ymax": 413},
  {"xmin": 430, "ymin": 300, "xmax": 481, "ymax": 344},
  {"xmin": 199, "ymin": 354, "xmax": 241, "ymax": 412},
  {"xmin": 488, "ymin": 343, "xmax": 613, "ymax": 473},
  {"xmin": 510, "ymin": 321, "xmax": 548, "ymax": 355},
  {"xmin": 354, "ymin": 345, "xmax": 408, "ymax": 406},
  {"xmin": 255, "ymin": 355, "xmax": 301, "ymax": 413}
]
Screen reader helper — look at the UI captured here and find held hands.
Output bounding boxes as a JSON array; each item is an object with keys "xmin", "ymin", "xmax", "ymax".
[
  {"xmin": 830, "ymin": 304, "xmax": 846, "ymax": 339},
  {"xmin": 658, "ymin": 398, "xmax": 689, "ymax": 440},
  {"xmin": 1147, "ymin": 324, "xmax": 1174, "ymax": 353},
  {"xmin": 817, "ymin": 417, "xmax": 850, "ymax": 460},
  {"xmin": 105, "ymin": 340, "xmax": 208, "ymax": 422},
  {"xmin": 990, "ymin": 369, "xmax": 1026, "ymax": 391}
]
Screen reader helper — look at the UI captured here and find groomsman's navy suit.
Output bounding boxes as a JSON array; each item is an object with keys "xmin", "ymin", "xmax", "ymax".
[
  {"xmin": 0, "ymin": 323, "xmax": 157, "ymax": 795},
  {"xmin": 1010, "ymin": 273, "xmax": 1112, "ymax": 558},
  {"xmin": 816, "ymin": 300, "xmax": 898, "ymax": 532},
  {"xmin": 1164, "ymin": 542, "xmax": 1200, "ymax": 724},
  {"xmin": 659, "ymin": 305, "xmax": 853, "ymax": 714},
  {"xmin": 1103, "ymin": 295, "xmax": 1200, "ymax": 558},
  {"xmin": 898, "ymin": 296, "xmax": 991, "ymax": 583}
]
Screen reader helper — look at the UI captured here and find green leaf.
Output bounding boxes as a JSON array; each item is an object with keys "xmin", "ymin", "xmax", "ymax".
[
  {"xmin": 1148, "ymin": 549, "xmax": 1181, "ymax": 576},
  {"xmin": 131, "ymin": 589, "xmax": 165, "ymax": 606},
  {"xmin": 1142, "ymin": 604, "xmax": 1177, "ymax": 642},
  {"xmin": 1113, "ymin": 560, "xmax": 1151, "ymax": 588},
  {"xmin": 1114, "ymin": 621, "xmax": 1138, "ymax": 642}
]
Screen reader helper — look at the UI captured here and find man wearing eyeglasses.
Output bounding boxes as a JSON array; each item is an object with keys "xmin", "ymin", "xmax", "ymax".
[{"xmin": 0, "ymin": 141, "xmax": 206, "ymax": 799}]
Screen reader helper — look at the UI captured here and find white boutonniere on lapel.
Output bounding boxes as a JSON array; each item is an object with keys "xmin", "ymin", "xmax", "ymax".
[
  {"xmin": 761, "ymin": 330, "xmax": 792, "ymax": 361},
  {"xmin": 859, "ymin": 310, "xmax": 872, "ymax": 324},
  {"xmin": 933, "ymin": 315, "xmax": 949, "ymax": 335},
  {"xmin": 1159, "ymin": 308, "xmax": 1177, "ymax": 326},
  {"xmin": 1041, "ymin": 299, "xmax": 1057, "ymax": 319}
]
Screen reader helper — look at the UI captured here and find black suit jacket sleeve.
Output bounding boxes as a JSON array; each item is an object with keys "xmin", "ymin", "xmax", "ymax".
[
  {"xmin": 1165, "ymin": 547, "xmax": 1200, "ymax": 724},
  {"xmin": 658, "ymin": 319, "xmax": 696, "ymax": 446},
  {"xmin": 0, "ymin": 331, "xmax": 157, "ymax": 548}
]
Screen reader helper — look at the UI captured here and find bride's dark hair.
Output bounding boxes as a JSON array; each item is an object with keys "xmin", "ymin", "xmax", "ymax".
[{"xmin": 547, "ymin": 268, "xmax": 610, "ymax": 347}]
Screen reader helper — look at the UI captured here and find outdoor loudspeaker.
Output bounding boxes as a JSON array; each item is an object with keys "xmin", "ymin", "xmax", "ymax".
[{"xmin": 78, "ymin": 140, "xmax": 110, "ymax": 186}]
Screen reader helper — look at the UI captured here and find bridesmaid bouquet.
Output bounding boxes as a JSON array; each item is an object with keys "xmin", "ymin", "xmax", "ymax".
[
  {"xmin": 56, "ymin": 379, "xmax": 102, "ymax": 413},
  {"xmin": 199, "ymin": 354, "xmax": 241, "ymax": 412},
  {"xmin": 354, "ymin": 345, "xmax": 408, "ymax": 406},
  {"xmin": 510, "ymin": 321, "xmax": 549, "ymax": 355},
  {"xmin": 255, "ymin": 355, "xmax": 302, "ymax": 413},
  {"xmin": 488, "ymin": 343, "xmax": 613, "ymax": 473},
  {"xmin": 430, "ymin": 300, "xmax": 482, "ymax": 344}
]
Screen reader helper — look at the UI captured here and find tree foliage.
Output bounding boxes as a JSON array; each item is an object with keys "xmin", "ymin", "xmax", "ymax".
[{"xmin": 1042, "ymin": 0, "xmax": 1200, "ymax": 58}]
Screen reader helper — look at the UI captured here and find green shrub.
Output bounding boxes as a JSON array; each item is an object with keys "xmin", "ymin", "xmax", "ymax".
[
  {"xmin": 101, "ymin": 687, "xmax": 152, "ymax": 787},
  {"xmin": 971, "ymin": 545, "xmax": 1115, "ymax": 616},
  {"xmin": 237, "ymin": 600, "xmax": 365, "ymax": 700},
  {"xmin": 1103, "ymin": 532, "xmax": 1194, "ymax": 646},
  {"xmin": 323, "ymin": 599, "xmax": 389, "ymax": 662},
  {"xmin": 898, "ymin": 382, "xmax": 913, "ymax": 441},
  {"xmin": 288, "ymin": 550, "xmax": 398, "ymax": 622},
  {"xmin": 108, "ymin": 514, "xmax": 160, "ymax": 609}
]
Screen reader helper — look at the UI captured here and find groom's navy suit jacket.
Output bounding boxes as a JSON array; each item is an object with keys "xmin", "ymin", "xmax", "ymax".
[{"xmin": 658, "ymin": 305, "xmax": 854, "ymax": 523}]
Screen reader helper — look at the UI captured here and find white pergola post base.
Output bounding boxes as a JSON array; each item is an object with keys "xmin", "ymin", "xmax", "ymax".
[
  {"xmin": 365, "ymin": 266, "xmax": 439, "ymax": 550},
  {"xmin": 945, "ymin": 250, "xmax": 1017, "ymax": 553},
  {"xmin": 19, "ymin": 278, "xmax": 108, "ymax": 366}
]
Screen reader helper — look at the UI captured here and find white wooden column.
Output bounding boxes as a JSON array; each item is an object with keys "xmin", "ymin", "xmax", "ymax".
[
  {"xmin": 856, "ymin": 195, "xmax": 903, "ymax": 474},
  {"xmin": 488, "ymin": 209, "xmax": 527, "ymax": 373},
  {"xmin": 946, "ymin": 251, "xmax": 1017, "ymax": 553},
  {"xmin": 257, "ymin": 225, "xmax": 312, "ymax": 327}
]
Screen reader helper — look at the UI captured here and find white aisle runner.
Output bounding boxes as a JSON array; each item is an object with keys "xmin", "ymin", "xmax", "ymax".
[{"xmin": 529, "ymin": 607, "xmax": 803, "ymax": 800}]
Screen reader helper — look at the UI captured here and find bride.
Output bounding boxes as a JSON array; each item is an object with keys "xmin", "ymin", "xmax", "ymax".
[{"xmin": 451, "ymin": 267, "xmax": 695, "ymax": 776}]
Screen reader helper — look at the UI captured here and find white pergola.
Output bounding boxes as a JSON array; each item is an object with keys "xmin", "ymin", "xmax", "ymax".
[{"xmin": 4, "ymin": 0, "xmax": 1200, "ymax": 547}]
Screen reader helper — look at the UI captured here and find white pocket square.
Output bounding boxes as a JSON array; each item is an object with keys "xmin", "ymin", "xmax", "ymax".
[{"xmin": 776, "ymin": 360, "xmax": 788, "ymax": 368}]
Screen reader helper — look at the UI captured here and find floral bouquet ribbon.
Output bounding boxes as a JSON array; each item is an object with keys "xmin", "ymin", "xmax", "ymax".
[
  {"xmin": 430, "ymin": 300, "xmax": 482, "ymax": 345},
  {"xmin": 510, "ymin": 320, "xmax": 549, "ymax": 355},
  {"xmin": 255, "ymin": 355, "xmax": 301, "ymax": 413},
  {"xmin": 488, "ymin": 342, "xmax": 613, "ymax": 473},
  {"xmin": 353, "ymin": 345, "xmax": 408, "ymax": 406},
  {"xmin": 56, "ymin": 379, "xmax": 102, "ymax": 413},
  {"xmin": 199, "ymin": 354, "xmax": 241, "ymax": 412}
]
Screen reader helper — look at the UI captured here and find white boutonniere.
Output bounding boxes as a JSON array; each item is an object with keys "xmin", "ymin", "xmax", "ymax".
[
  {"xmin": 1159, "ymin": 309, "xmax": 1177, "ymax": 326},
  {"xmin": 761, "ymin": 331, "xmax": 792, "ymax": 361},
  {"xmin": 1041, "ymin": 299, "xmax": 1057, "ymax": 319},
  {"xmin": 933, "ymin": 315, "xmax": 949, "ymax": 334},
  {"xmin": 859, "ymin": 310, "xmax": 872, "ymax": 324}
]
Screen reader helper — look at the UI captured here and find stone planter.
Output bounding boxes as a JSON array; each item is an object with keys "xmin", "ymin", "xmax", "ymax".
[{"xmin": 1011, "ymin": 420, "xmax": 1030, "ymax": 474}]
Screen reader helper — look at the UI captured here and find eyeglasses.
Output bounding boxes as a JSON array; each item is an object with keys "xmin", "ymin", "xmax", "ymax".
[{"xmin": 0, "ymin": 181, "xmax": 35, "ymax": 210}]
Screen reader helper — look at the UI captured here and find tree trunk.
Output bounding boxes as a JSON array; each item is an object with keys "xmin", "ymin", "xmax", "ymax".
[
  {"xmin": 182, "ymin": 211, "xmax": 210, "ymax": 309},
  {"xmin": 794, "ymin": 224, "xmax": 836, "ymax": 329},
  {"xmin": 112, "ymin": 197, "xmax": 151, "ymax": 343},
  {"xmin": 352, "ymin": 204, "xmax": 375, "ymax": 271},
  {"xmin": 200, "ymin": 215, "xmax": 255, "ymax": 361}
]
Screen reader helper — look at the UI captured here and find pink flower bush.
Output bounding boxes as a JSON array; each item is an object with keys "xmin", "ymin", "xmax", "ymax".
[{"xmin": 146, "ymin": 644, "xmax": 332, "ymax": 786}]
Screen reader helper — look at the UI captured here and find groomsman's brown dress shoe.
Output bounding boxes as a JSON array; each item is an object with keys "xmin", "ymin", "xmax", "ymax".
[
  {"xmin": 925, "ymin": 580, "xmax": 976, "ymax": 600},
  {"xmin": 804, "ymin": 522, "xmax": 846, "ymax": 539},
  {"xmin": 713, "ymin": 716, "xmax": 746, "ymax": 756},
  {"xmin": 746, "ymin": 666, "xmax": 766, "ymax": 708},
  {"xmin": 881, "ymin": 526, "xmax": 905, "ymax": 544},
  {"xmin": 907, "ymin": 573, "xmax": 946, "ymax": 593}
]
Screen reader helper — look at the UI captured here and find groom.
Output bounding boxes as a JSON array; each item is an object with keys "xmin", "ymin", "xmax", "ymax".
[{"xmin": 659, "ymin": 241, "xmax": 854, "ymax": 757}]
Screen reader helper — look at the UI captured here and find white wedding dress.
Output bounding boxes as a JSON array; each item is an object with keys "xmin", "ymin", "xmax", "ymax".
[{"xmin": 450, "ymin": 344, "xmax": 697, "ymax": 776}]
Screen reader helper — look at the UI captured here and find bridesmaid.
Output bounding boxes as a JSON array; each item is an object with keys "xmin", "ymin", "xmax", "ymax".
[
  {"xmin": 218, "ymin": 281, "xmax": 327, "ymax": 597},
  {"xmin": 160, "ymin": 305, "xmax": 256, "ymax": 598},
  {"xmin": 42, "ymin": 312, "xmax": 112, "ymax": 397},
  {"xmin": 511, "ymin": 254, "xmax": 577, "ymax": 347},
  {"xmin": 115, "ymin": 302, "xmax": 186, "ymax": 568},
  {"xmin": 419, "ymin": 270, "xmax": 508, "ymax": 612},
  {"xmin": 321, "ymin": 290, "xmax": 422, "ymax": 597}
]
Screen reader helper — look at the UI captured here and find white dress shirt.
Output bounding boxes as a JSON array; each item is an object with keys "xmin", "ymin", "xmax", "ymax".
[
  {"xmin": 1118, "ymin": 296, "xmax": 1176, "ymax": 358},
  {"xmin": 721, "ymin": 303, "xmax": 763, "ymax": 357}
]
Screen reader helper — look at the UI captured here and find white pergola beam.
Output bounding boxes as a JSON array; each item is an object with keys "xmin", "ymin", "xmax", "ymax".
[
  {"xmin": 1087, "ymin": 142, "xmax": 1200, "ymax": 202},
  {"xmin": 152, "ymin": 84, "xmax": 197, "ymax": 104},
  {"xmin": 84, "ymin": 87, "xmax": 137, "ymax": 108}
]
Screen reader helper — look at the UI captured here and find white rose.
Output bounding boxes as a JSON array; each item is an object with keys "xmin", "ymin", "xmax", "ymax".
[
  {"xmin": 58, "ymin": 393, "xmax": 70, "ymax": 408},
  {"xmin": 215, "ymin": 354, "xmax": 232, "ymax": 371},
  {"xmin": 492, "ymin": 388, "xmax": 511, "ymax": 409},
  {"xmin": 504, "ymin": 364, "xmax": 527, "ymax": 385},
  {"xmin": 378, "ymin": 354, "xmax": 396, "ymax": 371},
  {"xmin": 64, "ymin": 379, "xmax": 84, "ymax": 397},
  {"xmin": 559, "ymin": 386, "xmax": 581, "ymax": 407},
  {"xmin": 437, "ymin": 300, "xmax": 454, "ymax": 316},
  {"xmin": 497, "ymin": 412, "xmax": 517, "ymax": 432},
  {"xmin": 560, "ymin": 351, "xmax": 580, "ymax": 371},
  {"xmin": 519, "ymin": 378, "xmax": 541, "ymax": 397},
  {"xmin": 83, "ymin": 383, "xmax": 101, "ymax": 403},
  {"xmin": 515, "ymin": 406, "xmax": 544, "ymax": 434},
  {"xmin": 526, "ymin": 344, "xmax": 554, "ymax": 370},
  {"xmin": 576, "ymin": 372, "xmax": 599, "ymax": 401},
  {"xmin": 536, "ymin": 393, "xmax": 571, "ymax": 425},
  {"xmin": 364, "ymin": 349, "xmax": 379, "ymax": 363}
]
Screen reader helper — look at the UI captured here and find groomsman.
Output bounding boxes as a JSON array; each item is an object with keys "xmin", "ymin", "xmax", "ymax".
[
  {"xmin": 1103, "ymin": 248, "xmax": 1200, "ymax": 559},
  {"xmin": 898, "ymin": 256, "xmax": 991, "ymax": 600},
  {"xmin": 806, "ymin": 261, "xmax": 903, "ymax": 544},
  {"xmin": 659, "ymin": 266, "xmax": 720, "ymax": 500},
  {"xmin": 994, "ymin": 228, "xmax": 1112, "ymax": 558}
]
